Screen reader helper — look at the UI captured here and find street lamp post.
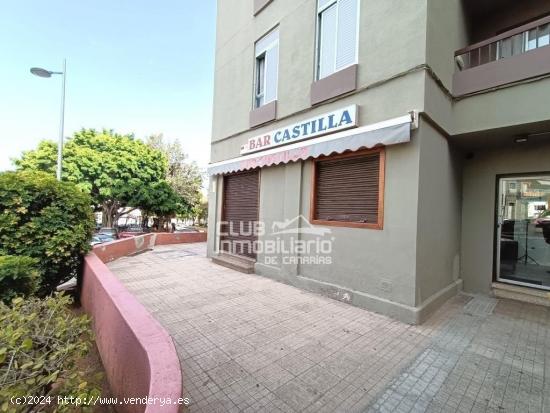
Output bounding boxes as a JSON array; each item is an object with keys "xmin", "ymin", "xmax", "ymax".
[{"xmin": 30, "ymin": 59, "xmax": 66, "ymax": 181}]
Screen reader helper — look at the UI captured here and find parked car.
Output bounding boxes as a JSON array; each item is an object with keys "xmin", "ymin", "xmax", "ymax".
[
  {"xmin": 97, "ymin": 233, "xmax": 116, "ymax": 242},
  {"xmin": 98, "ymin": 227, "xmax": 118, "ymax": 238},
  {"xmin": 533, "ymin": 210, "xmax": 550, "ymax": 228},
  {"xmin": 118, "ymin": 224, "xmax": 149, "ymax": 233},
  {"xmin": 91, "ymin": 235, "xmax": 105, "ymax": 246}
]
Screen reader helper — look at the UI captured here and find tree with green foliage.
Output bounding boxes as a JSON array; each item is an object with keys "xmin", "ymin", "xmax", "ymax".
[
  {"xmin": 134, "ymin": 181, "xmax": 189, "ymax": 231},
  {"xmin": 0, "ymin": 171, "xmax": 95, "ymax": 295},
  {"xmin": 15, "ymin": 129, "xmax": 168, "ymax": 227},
  {"xmin": 146, "ymin": 134, "xmax": 203, "ymax": 218},
  {"xmin": 191, "ymin": 198, "xmax": 208, "ymax": 226}
]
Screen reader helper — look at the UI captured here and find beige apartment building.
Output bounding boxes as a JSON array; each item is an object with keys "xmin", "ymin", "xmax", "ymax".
[{"xmin": 207, "ymin": 0, "xmax": 550, "ymax": 323}]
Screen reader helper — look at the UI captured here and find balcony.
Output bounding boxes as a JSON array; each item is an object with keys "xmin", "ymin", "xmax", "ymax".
[{"xmin": 453, "ymin": 15, "xmax": 550, "ymax": 96}]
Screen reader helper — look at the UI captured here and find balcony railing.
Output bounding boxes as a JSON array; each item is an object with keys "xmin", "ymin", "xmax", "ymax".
[
  {"xmin": 455, "ymin": 16, "xmax": 550, "ymax": 71},
  {"xmin": 453, "ymin": 15, "xmax": 550, "ymax": 96}
]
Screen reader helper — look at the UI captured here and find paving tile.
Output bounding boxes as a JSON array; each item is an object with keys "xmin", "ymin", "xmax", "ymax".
[
  {"xmin": 109, "ymin": 244, "xmax": 550, "ymax": 413},
  {"xmin": 235, "ymin": 349, "xmax": 279, "ymax": 374},
  {"xmin": 273, "ymin": 378, "xmax": 322, "ymax": 411},
  {"xmin": 218, "ymin": 338, "xmax": 255, "ymax": 359},
  {"xmin": 319, "ymin": 351, "xmax": 361, "ymax": 379},
  {"xmin": 208, "ymin": 360, "xmax": 249, "ymax": 388},
  {"xmin": 298, "ymin": 364, "xmax": 341, "ymax": 394},
  {"xmin": 254, "ymin": 362, "xmax": 295, "ymax": 391},
  {"xmin": 194, "ymin": 347, "xmax": 231, "ymax": 372},
  {"xmin": 275, "ymin": 352, "xmax": 316, "ymax": 376}
]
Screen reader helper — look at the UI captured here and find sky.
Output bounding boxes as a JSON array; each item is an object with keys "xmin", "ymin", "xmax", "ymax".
[{"xmin": 0, "ymin": 1, "xmax": 216, "ymax": 171}]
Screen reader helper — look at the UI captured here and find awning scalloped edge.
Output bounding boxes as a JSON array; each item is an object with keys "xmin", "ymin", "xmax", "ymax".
[{"xmin": 208, "ymin": 113, "xmax": 414, "ymax": 176}]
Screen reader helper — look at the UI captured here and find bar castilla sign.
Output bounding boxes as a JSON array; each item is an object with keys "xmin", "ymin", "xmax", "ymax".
[{"xmin": 240, "ymin": 105, "xmax": 358, "ymax": 155}]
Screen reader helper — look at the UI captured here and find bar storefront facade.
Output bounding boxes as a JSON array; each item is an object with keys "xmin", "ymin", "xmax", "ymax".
[
  {"xmin": 208, "ymin": 0, "xmax": 550, "ymax": 323},
  {"xmin": 207, "ymin": 103, "xmax": 466, "ymax": 324}
]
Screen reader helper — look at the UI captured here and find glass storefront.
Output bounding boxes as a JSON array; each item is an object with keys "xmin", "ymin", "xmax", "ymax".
[{"xmin": 496, "ymin": 175, "xmax": 550, "ymax": 289}]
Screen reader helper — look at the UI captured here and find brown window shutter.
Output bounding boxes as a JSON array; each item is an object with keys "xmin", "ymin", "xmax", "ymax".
[
  {"xmin": 221, "ymin": 170, "xmax": 260, "ymax": 259},
  {"xmin": 314, "ymin": 152, "xmax": 381, "ymax": 224}
]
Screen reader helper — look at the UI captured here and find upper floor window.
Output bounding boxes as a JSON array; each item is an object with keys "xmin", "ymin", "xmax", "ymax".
[
  {"xmin": 254, "ymin": 27, "xmax": 279, "ymax": 108},
  {"xmin": 316, "ymin": 0, "xmax": 359, "ymax": 80}
]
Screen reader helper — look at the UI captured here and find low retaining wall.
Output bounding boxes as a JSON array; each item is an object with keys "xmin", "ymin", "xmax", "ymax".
[
  {"xmin": 93, "ymin": 234, "xmax": 156, "ymax": 263},
  {"xmin": 93, "ymin": 232, "xmax": 207, "ymax": 262},
  {"xmin": 81, "ymin": 233, "xmax": 206, "ymax": 412},
  {"xmin": 154, "ymin": 232, "xmax": 206, "ymax": 245}
]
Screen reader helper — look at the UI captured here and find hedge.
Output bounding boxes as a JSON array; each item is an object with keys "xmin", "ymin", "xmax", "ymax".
[
  {"xmin": 0, "ymin": 256, "xmax": 39, "ymax": 303},
  {"xmin": 0, "ymin": 294, "xmax": 102, "ymax": 412},
  {"xmin": 0, "ymin": 171, "xmax": 95, "ymax": 295}
]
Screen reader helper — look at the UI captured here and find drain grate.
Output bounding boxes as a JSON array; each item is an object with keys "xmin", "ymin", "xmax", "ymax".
[{"xmin": 463, "ymin": 296, "xmax": 497, "ymax": 317}]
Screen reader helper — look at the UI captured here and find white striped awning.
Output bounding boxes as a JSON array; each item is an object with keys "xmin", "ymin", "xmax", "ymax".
[{"xmin": 208, "ymin": 112, "xmax": 416, "ymax": 176}]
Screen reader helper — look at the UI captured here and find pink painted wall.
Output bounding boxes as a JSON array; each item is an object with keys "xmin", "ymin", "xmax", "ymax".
[
  {"xmin": 93, "ymin": 234, "xmax": 156, "ymax": 263},
  {"xmin": 81, "ymin": 254, "xmax": 182, "ymax": 413},
  {"xmin": 81, "ymin": 232, "xmax": 208, "ymax": 412},
  {"xmin": 154, "ymin": 232, "xmax": 207, "ymax": 245},
  {"xmin": 93, "ymin": 232, "xmax": 206, "ymax": 262}
]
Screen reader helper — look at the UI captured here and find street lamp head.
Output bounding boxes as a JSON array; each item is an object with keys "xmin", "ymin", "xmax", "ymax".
[{"xmin": 30, "ymin": 67, "xmax": 52, "ymax": 78}]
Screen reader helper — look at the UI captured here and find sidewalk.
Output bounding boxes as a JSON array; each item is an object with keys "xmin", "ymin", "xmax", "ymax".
[{"xmin": 108, "ymin": 243, "xmax": 550, "ymax": 412}]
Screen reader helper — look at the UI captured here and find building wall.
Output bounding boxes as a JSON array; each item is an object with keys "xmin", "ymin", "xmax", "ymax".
[
  {"xmin": 423, "ymin": 1, "xmax": 550, "ymax": 300},
  {"xmin": 248, "ymin": 119, "xmax": 467, "ymax": 322},
  {"xmin": 209, "ymin": 0, "xmax": 482, "ymax": 323},
  {"xmin": 425, "ymin": 0, "xmax": 469, "ymax": 91},
  {"xmin": 298, "ymin": 131, "xmax": 421, "ymax": 309},
  {"xmin": 211, "ymin": 70, "xmax": 426, "ymax": 163},
  {"xmin": 414, "ymin": 120, "xmax": 463, "ymax": 309},
  {"xmin": 424, "ymin": 0, "xmax": 550, "ymax": 137},
  {"xmin": 251, "ymin": 127, "xmax": 421, "ymax": 321},
  {"xmin": 211, "ymin": 0, "xmax": 428, "ymax": 159},
  {"xmin": 461, "ymin": 140, "xmax": 550, "ymax": 293},
  {"xmin": 453, "ymin": 77, "xmax": 550, "ymax": 136},
  {"xmin": 207, "ymin": 175, "xmax": 223, "ymax": 257},
  {"xmin": 209, "ymin": 0, "xmax": 550, "ymax": 320}
]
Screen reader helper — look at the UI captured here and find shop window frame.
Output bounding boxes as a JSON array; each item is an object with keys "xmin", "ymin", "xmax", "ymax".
[{"xmin": 310, "ymin": 148, "xmax": 385, "ymax": 230}]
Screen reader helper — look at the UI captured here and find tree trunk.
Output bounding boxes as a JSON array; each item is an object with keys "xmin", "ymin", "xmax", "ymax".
[
  {"xmin": 101, "ymin": 205, "xmax": 111, "ymax": 227},
  {"xmin": 101, "ymin": 201, "xmax": 118, "ymax": 228},
  {"xmin": 115, "ymin": 207, "xmax": 138, "ymax": 222}
]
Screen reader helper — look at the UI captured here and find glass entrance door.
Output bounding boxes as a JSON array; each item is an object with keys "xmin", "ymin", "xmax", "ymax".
[{"xmin": 496, "ymin": 175, "xmax": 550, "ymax": 289}]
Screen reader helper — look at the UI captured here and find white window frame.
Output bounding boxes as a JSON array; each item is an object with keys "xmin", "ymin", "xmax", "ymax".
[
  {"xmin": 253, "ymin": 27, "xmax": 279, "ymax": 109},
  {"xmin": 315, "ymin": 0, "xmax": 360, "ymax": 81},
  {"xmin": 254, "ymin": 53, "xmax": 266, "ymax": 108}
]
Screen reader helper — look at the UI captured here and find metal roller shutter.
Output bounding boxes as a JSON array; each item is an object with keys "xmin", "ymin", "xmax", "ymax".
[
  {"xmin": 221, "ymin": 170, "xmax": 260, "ymax": 259},
  {"xmin": 314, "ymin": 152, "xmax": 380, "ymax": 223}
]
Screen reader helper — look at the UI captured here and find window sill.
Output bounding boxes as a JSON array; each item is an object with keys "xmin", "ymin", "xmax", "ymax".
[
  {"xmin": 249, "ymin": 100, "xmax": 277, "ymax": 128},
  {"xmin": 253, "ymin": 0, "xmax": 273, "ymax": 16},
  {"xmin": 310, "ymin": 64, "xmax": 358, "ymax": 106},
  {"xmin": 310, "ymin": 219, "xmax": 383, "ymax": 230}
]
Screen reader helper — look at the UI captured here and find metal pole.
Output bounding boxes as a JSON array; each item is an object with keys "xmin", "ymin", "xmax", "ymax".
[{"xmin": 57, "ymin": 59, "xmax": 66, "ymax": 181}]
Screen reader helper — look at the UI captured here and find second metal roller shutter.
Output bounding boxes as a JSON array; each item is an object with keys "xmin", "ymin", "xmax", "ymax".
[
  {"xmin": 315, "ymin": 152, "xmax": 380, "ymax": 223},
  {"xmin": 221, "ymin": 170, "xmax": 260, "ymax": 259}
]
